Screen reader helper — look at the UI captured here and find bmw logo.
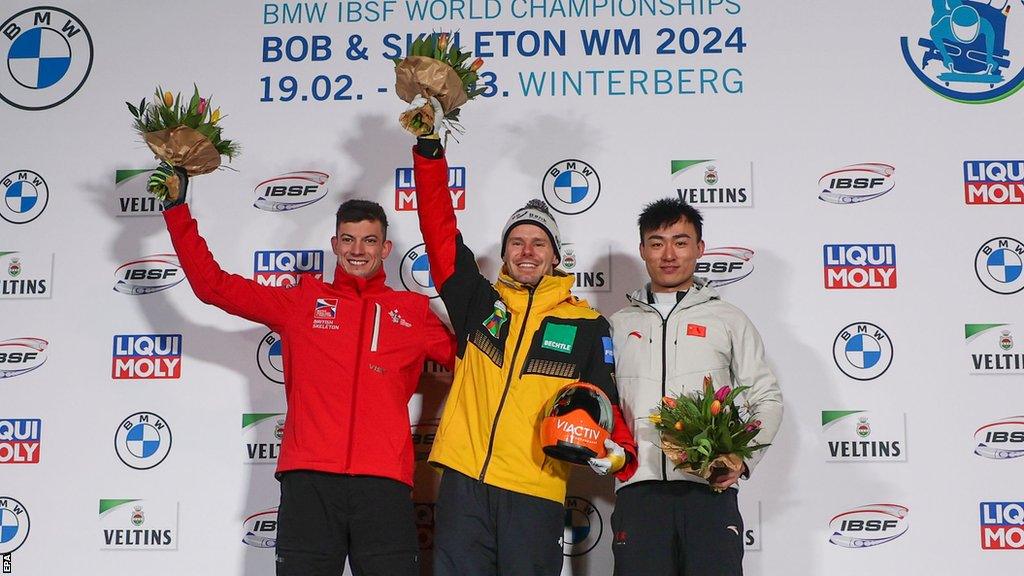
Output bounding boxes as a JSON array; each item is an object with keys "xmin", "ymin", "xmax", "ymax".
[
  {"xmin": 400, "ymin": 244, "xmax": 438, "ymax": 299},
  {"xmin": 561, "ymin": 496, "xmax": 603, "ymax": 557},
  {"xmin": 1, "ymin": 170, "xmax": 48, "ymax": 224},
  {"xmin": 114, "ymin": 412, "xmax": 172, "ymax": 470},
  {"xmin": 542, "ymin": 159, "xmax": 601, "ymax": 215},
  {"xmin": 0, "ymin": 496, "xmax": 29, "ymax": 556},
  {"xmin": 975, "ymin": 237, "xmax": 1024, "ymax": 295},
  {"xmin": 0, "ymin": 7, "xmax": 93, "ymax": 110},
  {"xmin": 832, "ymin": 322, "xmax": 893, "ymax": 381},
  {"xmin": 256, "ymin": 331, "xmax": 285, "ymax": 384}
]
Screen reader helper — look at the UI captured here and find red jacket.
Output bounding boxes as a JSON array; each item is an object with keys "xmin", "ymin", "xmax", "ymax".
[{"xmin": 164, "ymin": 204, "xmax": 455, "ymax": 486}]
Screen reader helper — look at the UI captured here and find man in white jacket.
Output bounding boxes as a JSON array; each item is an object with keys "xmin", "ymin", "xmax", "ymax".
[{"xmin": 609, "ymin": 198, "xmax": 783, "ymax": 576}]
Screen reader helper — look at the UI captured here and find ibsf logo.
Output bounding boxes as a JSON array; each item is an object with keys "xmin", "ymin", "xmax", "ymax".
[
  {"xmin": 696, "ymin": 247, "xmax": 755, "ymax": 287},
  {"xmin": 1, "ymin": 170, "xmax": 48, "ymax": 224},
  {"xmin": 394, "ymin": 167, "xmax": 466, "ymax": 211},
  {"xmin": 0, "ymin": 337, "xmax": 47, "ymax": 378},
  {"xmin": 243, "ymin": 413, "xmax": 284, "ymax": 463},
  {"xmin": 256, "ymin": 331, "xmax": 285, "ymax": 384},
  {"xmin": 114, "ymin": 412, "xmax": 172, "ymax": 470},
  {"xmin": 0, "ymin": 7, "xmax": 93, "ymax": 110},
  {"xmin": 562, "ymin": 496, "xmax": 603, "ymax": 557},
  {"xmin": 818, "ymin": 163, "xmax": 895, "ymax": 204},
  {"xmin": 981, "ymin": 502, "xmax": 1024, "ymax": 549},
  {"xmin": 542, "ymin": 159, "xmax": 601, "ymax": 215},
  {"xmin": 965, "ymin": 161, "xmax": 1024, "ymax": 204},
  {"xmin": 0, "ymin": 496, "xmax": 30, "ymax": 567},
  {"xmin": 828, "ymin": 504, "xmax": 909, "ymax": 548},
  {"xmin": 242, "ymin": 508, "xmax": 278, "ymax": 548},
  {"xmin": 823, "ymin": 244, "xmax": 897, "ymax": 289},
  {"xmin": 975, "ymin": 416, "xmax": 1024, "ymax": 459},
  {"xmin": 114, "ymin": 168, "xmax": 164, "ymax": 216},
  {"xmin": 832, "ymin": 322, "xmax": 893, "ymax": 380},
  {"xmin": 901, "ymin": 1, "xmax": 1024, "ymax": 104},
  {"xmin": 111, "ymin": 334, "xmax": 182, "ymax": 380},
  {"xmin": 252, "ymin": 171, "xmax": 329, "ymax": 212},
  {"xmin": 975, "ymin": 237, "xmax": 1024, "ymax": 294},
  {"xmin": 400, "ymin": 243, "xmax": 438, "ymax": 299},
  {"xmin": 113, "ymin": 254, "xmax": 184, "ymax": 295},
  {"xmin": 671, "ymin": 159, "xmax": 752, "ymax": 207},
  {"xmin": 253, "ymin": 250, "xmax": 324, "ymax": 287},
  {"xmin": 0, "ymin": 419, "xmax": 40, "ymax": 464}
]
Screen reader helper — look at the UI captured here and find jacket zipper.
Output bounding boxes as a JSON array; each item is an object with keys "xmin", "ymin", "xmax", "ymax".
[
  {"xmin": 478, "ymin": 288, "xmax": 535, "ymax": 482},
  {"xmin": 345, "ymin": 299, "xmax": 369, "ymax": 471}
]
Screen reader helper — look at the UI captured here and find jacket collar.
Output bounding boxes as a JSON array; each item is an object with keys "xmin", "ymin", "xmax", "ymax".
[
  {"xmin": 627, "ymin": 276, "xmax": 718, "ymax": 311},
  {"xmin": 496, "ymin": 268, "xmax": 579, "ymax": 314},
  {"xmin": 330, "ymin": 263, "xmax": 388, "ymax": 295}
]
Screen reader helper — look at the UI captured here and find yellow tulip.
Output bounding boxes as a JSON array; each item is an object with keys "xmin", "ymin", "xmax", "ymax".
[
  {"xmin": 211, "ymin": 108, "xmax": 221, "ymax": 123},
  {"xmin": 163, "ymin": 91, "xmax": 173, "ymax": 107},
  {"xmin": 648, "ymin": 413, "xmax": 662, "ymax": 425}
]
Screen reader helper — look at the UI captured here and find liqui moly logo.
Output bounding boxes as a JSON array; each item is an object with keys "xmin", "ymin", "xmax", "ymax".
[
  {"xmin": 0, "ymin": 419, "xmax": 41, "ymax": 464},
  {"xmin": 394, "ymin": 167, "xmax": 466, "ymax": 211},
  {"xmin": 111, "ymin": 334, "xmax": 182, "ymax": 379},
  {"xmin": 823, "ymin": 244, "xmax": 897, "ymax": 289},
  {"xmin": 253, "ymin": 250, "xmax": 323, "ymax": 287},
  {"xmin": 828, "ymin": 504, "xmax": 909, "ymax": 548},
  {"xmin": 965, "ymin": 161, "xmax": 1024, "ymax": 205},
  {"xmin": 981, "ymin": 502, "xmax": 1024, "ymax": 550}
]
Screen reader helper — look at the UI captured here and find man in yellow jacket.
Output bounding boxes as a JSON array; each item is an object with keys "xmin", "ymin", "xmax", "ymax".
[{"xmin": 412, "ymin": 133, "xmax": 637, "ymax": 575}]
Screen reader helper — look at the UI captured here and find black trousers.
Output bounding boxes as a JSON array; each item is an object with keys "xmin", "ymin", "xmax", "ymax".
[
  {"xmin": 275, "ymin": 471, "xmax": 419, "ymax": 576},
  {"xmin": 612, "ymin": 481, "xmax": 744, "ymax": 576},
  {"xmin": 433, "ymin": 469, "xmax": 564, "ymax": 576}
]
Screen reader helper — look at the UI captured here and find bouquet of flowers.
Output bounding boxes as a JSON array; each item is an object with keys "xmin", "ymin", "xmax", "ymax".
[
  {"xmin": 126, "ymin": 86, "xmax": 239, "ymax": 201},
  {"xmin": 651, "ymin": 375, "xmax": 769, "ymax": 491},
  {"xmin": 393, "ymin": 32, "xmax": 485, "ymax": 139}
]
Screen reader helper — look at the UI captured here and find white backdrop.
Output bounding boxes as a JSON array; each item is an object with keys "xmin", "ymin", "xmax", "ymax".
[{"xmin": 4, "ymin": 0, "xmax": 1024, "ymax": 574}]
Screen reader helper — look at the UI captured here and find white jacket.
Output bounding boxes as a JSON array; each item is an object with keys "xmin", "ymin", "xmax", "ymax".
[{"xmin": 610, "ymin": 277, "xmax": 783, "ymax": 489}]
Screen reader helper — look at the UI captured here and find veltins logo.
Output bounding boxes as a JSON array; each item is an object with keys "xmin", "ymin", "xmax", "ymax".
[
  {"xmin": 542, "ymin": 159, "xmax": 600, "ymax": 215},
  {"xmin": 818, "ymin": 163, "xmax": 895, "ymax": 204},
  {"xmin": 114, "ymin": 168, "xmax": 164, "ymax": 217},
  {"xmin": 0, "ymin": 496, "xmax": 30, "ymax": 570},
  {"xmin": 965, "ymin": 161, "xmax": 1024, "ymax": 204},
  {"xmin": 821, "ymin": 410, "xmax": 906, "ymax": 462},
  {"xmin": 99, "ymin": 499, "xmax": 177, "ymax": 550},
  {"xmin": 966, "ymin": 323, "xmax": 1024, "ymax": 373},
  {"xmin": 671, "ymin": 160, "xmax": 752, "ymax": 207},
  {"xmin": 395, "ymin": 166, "xmax": 466, "ymax": 211},
  {"xmin": 253, "ymin": 250, "xmax": 324, "ymax": 287},
  {"xmin": 739, "ymin": 499, "xmax": 761, "ymax": 551},
  {"xmin": 975, "ymin": 416, "xmax": 1024, "ymax": 459},
  {"xmin": 242, "ymin": 507, "xmax": 278, "ymax": 548},
  {"xmin": 829, "ymin": 504, "xmax": 909, "ymax": 548},
  {"xmin": 823, "ymin": 244, "xmax": 897, "ymax": 289},
  {"xmin": 0, "ymin": 251, "xmax": 51, "ymax": 299},
  {"xmin": 901, "ymin": 1, "xmax": 1024, "ymax": 104},
  {"xmin": 981, "ymin": 502, "xmax": 1024, "ymax": 549},
  {"xmin": 1, "ymin": 170, "xmax": 48, "ymax": 224},
  {"xmin": 0, "ymin": 7, "xmax": 93, "ymax": 110},
  {"xmin": 113, "ymin": 254, "xmax": 184, "ymax": 295},
  {"xmin": 559, "ymin": 242, "xmax": 610, "ymax": 292},
  {"xmin": 562, "ymin": 496, "xmax": 602, "ymax": 557},
  {"xmin": 400, "ymin": 243, "xmax": 438, "ymax": 299},
  {"xmin": 243, "ymin": 413, "xmax": 284, "ymax": 463},
  {"xmin": 0, "ymin": 419, "xmax": 40, "ymax": 464},
  {"xmin": 257, "ymin": 331, "xmax": 285, "ymax": 384},
  {"xmin": 975, "ymin": 237, "xmax": 1024, "ymax": 294},
  {"xmin": 832, "ymin": 322, "xmax": 893, "ymax": 380},
  {"xmin": 696, "ymin": 247, "xmax": 755, "ymax": 287},
  {"xmin": 114, "ymin": 412, "xmax": 172, "ymax": 470},
  {"xmin": 112, "ymin": 334, "xmax": 182, "ymax": 380},
  {"xmin": 253, "ymin": 171, "xmax": 329, "ymax": 212},
  {"xmin": 0, "ymin": 337, "xmax": 47, "ymax": 379}
]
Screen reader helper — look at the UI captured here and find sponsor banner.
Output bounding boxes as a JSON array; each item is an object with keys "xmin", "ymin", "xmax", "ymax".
[
  {"xmin": 0, "ymin": 419, "xmax": 40, "ymax": 464},
  {"xmin": 821, "ymin": 410, "xmax": 906, "ymax": 462},
  {"xmin": 0, "ymin": 251, "xmax": 52, "ymax": 299},
  {"xmin": 111, "ymin": 334, "xmax": 182, "ymax": 380},
  {"xmin": 113, "ymin": 254, "xmax": 183, "ymax": 295},
  {"xmin": 253, "ymin": 171, "xmax": 329, "ymax": 212},
  {"xmin": 671, "ymin": 159, "xmax": 752, "ymax": 207},
  {"xmin": 828, "ymin": 504, "xmax": 909, "ymax": 548},
  {"xmin": 114, "ymin": 412, "xmax": 172, "ymax": 470},
  {"xmin": 975, "ymin": 238, "xmax": 1024, "ymax": 294},
  {"xmin": 696, "ymin": 247, "xmax": 754, "ymax": 287},
  {"xmin": 242, "ymin": 508, "xmax": 278, "ymax": 549},
  {"xmin": 395, "ymin": 166, "xmax": 466, "ymax": 211},
  {"xmin": 823, "ymin": 244, "xmax": 897, "ymax": 289},
  {"xmin": 558, "ymin": 242, "xmax": 610, "ymax": 292},
  {"xmin": 1, "ymin": 170, "xmax": 49, "ymax": 224},
  {"xmin": 98, "ymin": 499, "xmax": 178, "ymax": 550},
  {"xmin": 818, "ymin": 163, "xmax": 895, "ymax": 204},
  {"xmin": 832, "ymin": 322, "xmax": 893, "ymax": 381},
  {"xmin": 400, "ymin": 243, "xmax": 438, "ymax": 298},
  {"xmin": 966, "ymin": 324, "xmax": 1024, "ymax": 374},
  {"xmin": 542, "ymin": 159, "xmax": 600, "ymax": 215},
  {"xmin": 981, "ymin": 502, "xmax": 1024, "ymax": 550},
  {"xmin": 113, "ymin": 168, "xmax": 164, "ymax": 217},
  {"xmin": 256, "ymin": 331, "xmax": 285, "ymax": 384},
  {"xmin": 975, "ymin": 416, "xmax": 1024, "ymax": 460},
  {"xmin": 739, "ymin": 499, "xmax": 761, "ymax": 551},
  {"xmin": 562, "ymin": 496, "xmax": 603, "ymax": 557},
  {"xmin": 243, "ymin": 413, "xmax": 284, "ymax": 463},
  {"xmin": 253, "ymin": 250, "xmax": 324, "ymax": 287},
  {"xmin": 0, "ymin": 337, "xmax": 47, "ymax": 379},
  {"xmin": 965, "ymin": 161, "xmax": 1024, "ymax": 205}
]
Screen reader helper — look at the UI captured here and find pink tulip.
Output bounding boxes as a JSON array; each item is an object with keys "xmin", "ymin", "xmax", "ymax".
[
  {"xmin": 714, "ymin": 386, "xmax": 731, "ymax": 403},
  {"xmin": 745, "ymin": 419, "xmax": 762, "ymax": 432},
  {"xmin": 198, "ymin": 98, "xmax": 207, "ymax": 115},
  {"xmin": 662, "ymin": 396, "xmax": 676, "ymax": 409}
]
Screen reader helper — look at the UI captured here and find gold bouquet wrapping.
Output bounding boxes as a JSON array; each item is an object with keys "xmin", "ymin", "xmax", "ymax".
[
  {"xmin": 661, "ymin": 437, "xmax": 743, "ymax": 485},
  {"xmin": 143, "ymin": 126, "xmax": 221, "ymax": 177},
  {"xmin": 394, "ymin": 56, "xmax": 468, "ymax": 111}
]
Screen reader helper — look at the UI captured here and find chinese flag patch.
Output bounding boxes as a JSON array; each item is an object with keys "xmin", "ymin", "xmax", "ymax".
[{"xmin": 686, "ymin": 323, "xmax": 707, "ymax": 337}]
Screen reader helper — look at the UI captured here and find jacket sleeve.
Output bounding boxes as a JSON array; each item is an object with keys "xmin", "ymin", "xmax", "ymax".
[
  {"xmin": 421, "ymin": 305, "xmax": 457, "ymax": 371},
  {"xmin": 584, "ymin": 317, "xmax": 638, "ymax": 481},
  {"xmin": 729, "ymin": 311, "xmax": 783, "ymax": 477},
  {"xmin": 164, "ymin": 204, "xmax": 294, "ymax": 330}
]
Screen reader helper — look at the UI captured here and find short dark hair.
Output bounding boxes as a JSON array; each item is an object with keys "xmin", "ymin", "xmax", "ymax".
[
  {"xmin": 336, "ymin": 199, "xmax": 388, "ymax": 238},
  {"xmin": 638, "ymin": 198, "xmax": 703, "ymax": 242}
]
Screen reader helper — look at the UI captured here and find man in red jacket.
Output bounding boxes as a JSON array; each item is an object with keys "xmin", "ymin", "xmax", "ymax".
[{"xmin": 160, "ymin": 171, "xmax": 455, "ymax": 576}]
